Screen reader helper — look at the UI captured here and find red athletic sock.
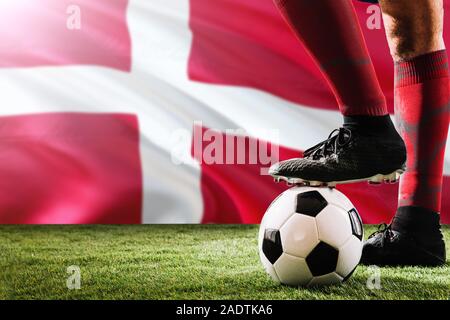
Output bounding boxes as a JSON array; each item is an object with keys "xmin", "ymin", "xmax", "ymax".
[
  {"xmin": 274, "ymin": 0, "xmax": 387, "ymax": 116},
  {"xmin": 395, "ymin": 50, "xmax": 450, "ymax": 213}
]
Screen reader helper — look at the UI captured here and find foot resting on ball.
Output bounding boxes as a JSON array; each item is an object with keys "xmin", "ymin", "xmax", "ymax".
[
  {"xmin": 269, "ymin": 115, "xmax": 406, "ymax": 187},
  {"xmin": 360, "ymin": 206, "xmax": 446, "ymax": 267}
]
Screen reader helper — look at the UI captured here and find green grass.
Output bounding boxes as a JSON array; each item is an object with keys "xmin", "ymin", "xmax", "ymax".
[{"xmin": 0, "ymin": 225, "xmax": 449, "ymax": 300}]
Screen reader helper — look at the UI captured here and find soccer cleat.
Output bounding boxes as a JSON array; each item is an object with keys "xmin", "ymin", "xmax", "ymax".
[
  {"xmin": 360, "ymin": 224, "xmax": 446, "ymax": 266},
  {"xmin": 269, "ymin": 127, "xmax": 406, "ymax": 186}
]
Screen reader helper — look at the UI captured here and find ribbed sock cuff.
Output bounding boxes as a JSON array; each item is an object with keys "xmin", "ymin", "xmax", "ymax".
[
  {"xmin": 391, "ymin": 206, "xmax": 441, "ymax": 236},
  {"xmin": 395, "ymin": 50, "xmax": 449, "ymax": 87},
  {"xmin": 343, "ymin": 114, "xmax": 396, "ymax": 134}
]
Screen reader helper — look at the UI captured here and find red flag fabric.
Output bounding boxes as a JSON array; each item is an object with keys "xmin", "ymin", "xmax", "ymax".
[
  {"xmin": 0, "ymin": 113, "xmax": 142, "ymax": 223},
  {"xmin": 0, "ymin": 0, "xmax": 131, "ymax": 70}
]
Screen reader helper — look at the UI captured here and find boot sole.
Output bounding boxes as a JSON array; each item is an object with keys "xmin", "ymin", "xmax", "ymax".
[{"xmin": 272, "ymin": 168, "xmax": 405, "ymax": 188}]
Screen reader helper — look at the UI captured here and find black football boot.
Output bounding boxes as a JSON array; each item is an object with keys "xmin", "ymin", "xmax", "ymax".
[
  {"xmin": 269, "ymin": 115, "xmax": 406, "ymax": 187},
  {"xmin": 361, "ymin": 206, "xmax": 446, "ymax": 267}
]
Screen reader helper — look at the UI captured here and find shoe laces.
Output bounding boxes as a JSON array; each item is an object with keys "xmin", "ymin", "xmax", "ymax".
[
  {"xmin": 368, "ymin": 223, "xmax": 395, "ymax": 245},
  {"xmin": 303, "ymin": 127, "xmax": 352, "ymax": 160}
]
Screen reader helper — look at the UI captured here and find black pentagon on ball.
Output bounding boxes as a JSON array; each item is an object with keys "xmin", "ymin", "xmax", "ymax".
[
  {"xmin": 306, "ymin": 241, "xmax": 339, "ymax": 276},
  {"xmin": 295, "ymin": 190, "xmax": 328, "ymax": 217},
  {"xmin": 348, "ymin": 208, "xmax": 363, "ymax": 240},
  {"xmin": 262, "ymin": 229, "xmax": 283, "ymax": 264}
]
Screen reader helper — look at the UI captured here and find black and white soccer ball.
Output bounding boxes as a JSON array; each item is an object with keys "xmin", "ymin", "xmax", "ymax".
[{"xmin": 258, "ymin": 186, "xmax": 363, "ymax": 287}]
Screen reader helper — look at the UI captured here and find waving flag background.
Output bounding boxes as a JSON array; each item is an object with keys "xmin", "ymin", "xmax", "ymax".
[{"xmin": 0, "ymin": 0, "xmax": 449, "ymax": 224}]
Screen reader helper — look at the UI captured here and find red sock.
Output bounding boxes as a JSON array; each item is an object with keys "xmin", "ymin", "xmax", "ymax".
[
  {"xmin": 274, "ymin": 0, "xmax": 387, "ymax": 116},
  {"xmin": 395, "ymin": 50, "xmax": 450, "ymax": 213}
]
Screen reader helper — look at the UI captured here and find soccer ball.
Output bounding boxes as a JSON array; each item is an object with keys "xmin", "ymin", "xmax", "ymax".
[{"xmin": 258, "ymin": 186, "xmax": 363, "ymax": 287}]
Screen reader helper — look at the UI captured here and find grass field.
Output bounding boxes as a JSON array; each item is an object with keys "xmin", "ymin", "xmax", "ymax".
[{"xmin": 0, "ymin": 225, "xmax": 448, "ymax": 300}]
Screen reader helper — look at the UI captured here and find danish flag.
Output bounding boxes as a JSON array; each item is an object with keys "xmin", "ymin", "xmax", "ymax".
[{"xmin": 0, "ymin": 0, "xmax": 449, "ymax": 223}]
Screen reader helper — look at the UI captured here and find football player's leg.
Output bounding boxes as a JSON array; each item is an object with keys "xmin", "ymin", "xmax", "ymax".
[
  {"xmin": 270, "ymin": 0, "xmax": 406, "ymax": 185},
  {"xmin": 273, "ymin": 0, "xmax": 386, "ymax": 116},
  {"xmin": 362, "ymin": 0, "xmax": 448, "ymax": 266}
]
